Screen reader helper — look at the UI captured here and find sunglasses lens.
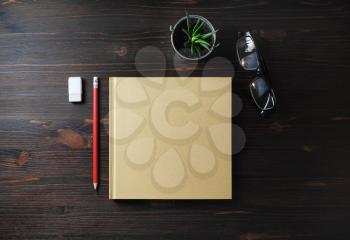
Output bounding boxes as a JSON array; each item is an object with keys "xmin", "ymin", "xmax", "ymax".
[
  {"xmin": 250, "ymin": 77, "xmax": 275, "ymax": 110},
  {"xmin": 236, "ymin": 34, "xmax": 259, "ymax": 70},
  {"xmin": 240, "ymin": 52, "xmax": 258, "ymax": 70}
]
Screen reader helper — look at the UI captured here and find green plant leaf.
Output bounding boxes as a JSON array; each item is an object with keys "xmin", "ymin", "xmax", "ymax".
[
  {"xmin": 192, "ymin": 19, "xmax": 201, "ymax": 35},
  {"xmin": 201, "ymin": 29, "xmax": 218, "ymax": 39},
  {"xmin": 194, "ymin": 38, "xmax": 210, "ymax": 46},
  {"xmin": 194, "ymin": 45, "xmax": 201, "ymax": 56},
  {"xmin": 199, "ymin": 42, "xmax": 210, "ymax": 51},
  {"xmin": 192, "ymin": 20, "xmax": 203, "ymax": 33},
  {"xmin": 193, "ymin": 21, "xmax": 205, "ymax": 36},
  {"xmin": 191, "ymin": 36, "xmax": 199, "ymax": 42},
  {"xmin": 182, "ymin": 28, "xmax": 191, "ymax": 40},
  {"xmin": 185, "ymin": 10, "xmax": 190, "ymax": 34},
  {"xmin": 191, "ymin": 43, "xmax": 194, "ymax": 56}
]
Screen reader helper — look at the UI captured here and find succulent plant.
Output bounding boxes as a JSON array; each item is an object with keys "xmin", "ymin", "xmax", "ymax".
[{"xmin": 182, "ymin": 11, "xmax": 218, "ymax": 57}]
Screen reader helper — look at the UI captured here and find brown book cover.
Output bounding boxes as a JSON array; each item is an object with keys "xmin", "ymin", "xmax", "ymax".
[{"xmin": 109, "ymin": 77, "xmax": 232, "ymax": 199}]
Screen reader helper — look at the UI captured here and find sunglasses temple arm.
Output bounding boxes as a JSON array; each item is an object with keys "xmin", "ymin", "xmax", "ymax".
[
  {"xmin": 260, "ymin": 93, "xmax": 275, "ymax": 115},
  {"xmin": 262, "ymin": 93, "xmax": 271, "ymax": 110}
]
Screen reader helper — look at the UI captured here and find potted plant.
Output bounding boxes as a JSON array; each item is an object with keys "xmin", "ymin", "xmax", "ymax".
[{"xmin": 170, "ymin": 11, "xmax": 218, "ymax": 61}]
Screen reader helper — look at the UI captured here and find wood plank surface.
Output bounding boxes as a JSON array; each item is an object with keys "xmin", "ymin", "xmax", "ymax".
[{"xmin": 0, "ymin": 0, "xmax": 350, "ymax": 239}]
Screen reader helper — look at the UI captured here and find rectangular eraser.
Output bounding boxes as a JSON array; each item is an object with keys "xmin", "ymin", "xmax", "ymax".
[{"xmin": 68, "ymin": 77, "xmax": 82, "ymax": 102}]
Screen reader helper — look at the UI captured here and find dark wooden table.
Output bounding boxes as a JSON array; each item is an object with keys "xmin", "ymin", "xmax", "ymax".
[{"xmin": 1, "ymin": 0, "xmax": 350, "ymax": 239}]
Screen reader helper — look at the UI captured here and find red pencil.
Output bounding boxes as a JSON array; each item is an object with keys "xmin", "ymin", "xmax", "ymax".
[{"xmin": 92, "ymin": 77, "xmax": 99, "ymax": 190}]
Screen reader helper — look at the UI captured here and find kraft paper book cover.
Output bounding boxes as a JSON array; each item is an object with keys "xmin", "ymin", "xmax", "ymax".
[{"xmin": 109, "ymin": 77, "xmax": 232, "ymax": 199}]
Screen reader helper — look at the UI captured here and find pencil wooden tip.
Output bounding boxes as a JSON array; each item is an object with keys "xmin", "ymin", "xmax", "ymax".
[{"xmin": 93, "ymin": 183, "xmax": 98, "ymax": 191}]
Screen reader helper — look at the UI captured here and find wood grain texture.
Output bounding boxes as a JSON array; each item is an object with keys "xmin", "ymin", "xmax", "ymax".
[{"xmin": 1, "ymin": 0, "xmax": 350, "ymax": 239}]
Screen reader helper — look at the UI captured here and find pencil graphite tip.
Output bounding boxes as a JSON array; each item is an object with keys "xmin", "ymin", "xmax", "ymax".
[{"xmin": 93, "ymin": 183, "xmax": 98, "ymax": 191}]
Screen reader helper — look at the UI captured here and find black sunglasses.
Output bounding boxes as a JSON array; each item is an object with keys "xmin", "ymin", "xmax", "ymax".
[{"xmin": 236, "ymin": 32, "xmax": 277, "ymax": 115}]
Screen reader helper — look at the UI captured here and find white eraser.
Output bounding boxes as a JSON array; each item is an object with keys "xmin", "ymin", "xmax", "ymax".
[{"xmin": 68, "ymin": 77, "xmax": 82, "ymax": 102}]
